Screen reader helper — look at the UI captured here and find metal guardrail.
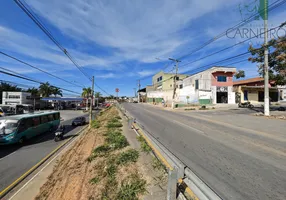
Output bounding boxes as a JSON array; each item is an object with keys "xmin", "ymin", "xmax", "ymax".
[{"xmin": 116, "ymin": 103, "xmax": 222, "ymax": 200}]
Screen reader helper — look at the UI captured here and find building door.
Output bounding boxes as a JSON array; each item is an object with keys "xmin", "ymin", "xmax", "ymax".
[
  {"xmin": 217, "ymin": 87, "xmax": 228, "ymax": 103},
  {"xmin": 258, "ymin": 91, "xmax": 264, "ymax": 102}
]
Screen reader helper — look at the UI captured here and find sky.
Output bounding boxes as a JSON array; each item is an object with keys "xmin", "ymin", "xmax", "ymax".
[{"xmin": 0, "ymin": 0, "xmax": 285, "ymax": 96}]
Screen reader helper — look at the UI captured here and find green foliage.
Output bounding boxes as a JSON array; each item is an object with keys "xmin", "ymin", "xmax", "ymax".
[
  {"xmin": 107, "ymin": 121, "xmax": 123, "ymax": 128},
  {"xmin": 89, "ymin": 177, "xmax": 100, "ymax": 185},
  {"xmin": 87, "ymin": 145, "xmax": 111, "ymax": 162},
  {"xmin": 116, "ymin": 174, "xmax": 147, "ymax": 200},
  {"xmin": 152, "ymin": 157, "xmax": 166, "ymax": 171},
  {"xmin": 234, "ymin": 70, "xmax": 245, "ymax": 79},
  {"xmin": 116, "ymin": 149, "xmax": 139, "ymax": 166},
  {"xmin": 248, "ymin": 36, "xmax": 286, "ymax": 85},
  {"xmin": 91, "ymin": 120, "xmax": 100, "ymax": 129},
  {"xmin": 106, "ymin": 163, "xmax": 117, "ymax": 178},
  {"xmin": 137, "ymin": 136, "xmax": 152, "ymax": 153}
]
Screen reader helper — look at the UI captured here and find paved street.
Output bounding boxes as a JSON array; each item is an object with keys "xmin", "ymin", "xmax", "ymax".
[
  {"xmin": 0, "ymin": 110, "xmax": 89, "ymax": 193},
  {"xmin": 122, "ymin": 103, "xmax": 286, "ymax": 200}
]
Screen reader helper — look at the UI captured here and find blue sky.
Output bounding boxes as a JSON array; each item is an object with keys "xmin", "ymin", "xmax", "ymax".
[{"xmin": 0, "ymin": 0, "xmax": 285, "ymax": 96}]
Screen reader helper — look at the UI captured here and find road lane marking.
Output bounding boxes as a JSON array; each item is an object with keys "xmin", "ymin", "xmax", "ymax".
[
  {"xmin": 172, "ymin": 120, "xmax": 205, "ymax": 134},
  {"xmin": 0, "ymin": 151, "xmax": 17, "ymax": 162},
  {"xmin": 8, "ymin": 128, "xmax": 83, "ymax": 200},
  {"xmin": 0, "ymin": 126, "xmax": 87, "ymax": 199}
]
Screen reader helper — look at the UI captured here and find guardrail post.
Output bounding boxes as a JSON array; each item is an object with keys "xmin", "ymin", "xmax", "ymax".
[{"xmin": 167, "ymin": 168, "xmax": 178, "ymax": 200}]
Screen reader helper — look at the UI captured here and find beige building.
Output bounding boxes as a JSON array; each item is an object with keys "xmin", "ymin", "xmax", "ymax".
[{"xmin": 147, "ymin": 71, "xmax": 188, "ymax": 105}]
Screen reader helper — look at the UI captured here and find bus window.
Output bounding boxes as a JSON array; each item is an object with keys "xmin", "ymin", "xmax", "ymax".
[
  {"xmin": 53, "ymin": 113, "xmax": 59, "ymax": 120},
  {"xmin": 41, "ymin": 115, "xmax": 49, "ymax": 124},
  {"xmin": 18, "ymin": 118, "xmax": 33, "ymax": 133},
  {"xmin": 48, "ymin": 114, "xmax": 54, "ymax": 122},
  {"xmin": 33, "ymin": 117, "xmax": 40, "ymax": 126}
]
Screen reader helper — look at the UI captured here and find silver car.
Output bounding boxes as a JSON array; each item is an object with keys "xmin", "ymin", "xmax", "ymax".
[{"xmin": 72, "ymin": 117, "xmax": 86, "ymax": 126}]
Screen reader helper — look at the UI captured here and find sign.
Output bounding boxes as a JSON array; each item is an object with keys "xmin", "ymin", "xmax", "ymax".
[
  {"xmin": 115, "ymin": 88, "xmax": 119, "ymax": 93},
  {"xmin": 217, "ymin": 87, "xmax": 228, "ymax": 92}
]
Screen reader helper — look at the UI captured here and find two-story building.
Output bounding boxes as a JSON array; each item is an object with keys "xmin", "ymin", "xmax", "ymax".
[
  {"xmin": 178, "ymin": 66, "xmax": 237, "ymax": 104},
  {"xmin": 147, "ymin": 71, "xmax": 188, "ymax": 105}
]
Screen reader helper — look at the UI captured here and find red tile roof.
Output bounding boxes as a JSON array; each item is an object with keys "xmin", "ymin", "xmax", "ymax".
[{"xmin": 233, "ymin": 77, "xmax": 264, "ymax": 86}]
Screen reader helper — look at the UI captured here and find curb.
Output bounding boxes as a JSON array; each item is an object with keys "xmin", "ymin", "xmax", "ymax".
[{"xmin": 0, "ymin": 126, "xmax": 87, "ymax": 199}]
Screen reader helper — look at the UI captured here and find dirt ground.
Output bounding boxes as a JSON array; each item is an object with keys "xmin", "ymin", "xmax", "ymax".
[{"xmin": 35, "ymin": 106, "xmax": 165, "ymax": 200}]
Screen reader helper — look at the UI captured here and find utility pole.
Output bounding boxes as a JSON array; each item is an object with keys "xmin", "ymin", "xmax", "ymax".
[
  {"xmin": 133, "ymin": 88, "xmax": 136, "ymax": 97},
  {"xmin": 89, "ymin": 76, "xmax": 94, "ymax": 128},
  {"xmin": 138, "ymin": 80, "xmax": 141, "ymax": 103},
  {"xmin": 263, "ymin": 0, "xmax": 269, "ymax": 116},
  {"xmin": 169, "ymin": 58, "xmax": 181, "ymax": 109}
]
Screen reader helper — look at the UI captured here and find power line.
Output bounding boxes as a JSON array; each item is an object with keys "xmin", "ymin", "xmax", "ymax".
[
  {"xmin": 13, "ymin": 0, "xmax": 91, "ymax": 81},
  {"xmin": 177, "ymin": 0, "xmax": 286, "ymax": 60},
  {"xmin": 0, "ymin": 51, "xmax": 83, "ymax": 88},
  {"xmin": 0, "ymin": 68, "xmax": 81, "ymax": 95},
  {"xmin": 179, "ymin": 22, "xmax": 285, "ymax": 69}
]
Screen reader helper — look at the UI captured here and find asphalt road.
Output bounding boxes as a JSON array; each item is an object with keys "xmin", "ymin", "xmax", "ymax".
[
  {"xmin": 0, "ymin": 110, "xmax": 89, "ymax": 193},
  {"xmin": 122, "ymin": 103, "xmax": 286, "ymax": 200}
]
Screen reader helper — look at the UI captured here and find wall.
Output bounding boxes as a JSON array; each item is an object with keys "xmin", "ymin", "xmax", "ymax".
[{"xmin": 211, "ymin": 72, "xmax": 234, "ymax": 87}]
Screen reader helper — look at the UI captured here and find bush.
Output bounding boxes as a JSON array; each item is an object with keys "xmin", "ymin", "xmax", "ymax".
[
  {"xmin": 137, "ymin": 136, "xmax": 152, "ymax": 153},
  {"xmin": 116, "ymin": 174, "xmax": 146, "ymax": 200},
  {"xmin": 116, "ymin": 149, "xmax": 139, "ymax": 166},
  {"xmin": 107, "ymin": 121, "xmax": 123, "ymax": 128},
  {"xmin": 89, "ymin": 177, "xmax": 100, "ymax": 185}
]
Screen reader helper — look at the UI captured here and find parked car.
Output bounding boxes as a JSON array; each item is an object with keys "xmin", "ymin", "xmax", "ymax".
[{"xmin": 72, "ymin": 117, "xmax": 86, "ymax": 126}]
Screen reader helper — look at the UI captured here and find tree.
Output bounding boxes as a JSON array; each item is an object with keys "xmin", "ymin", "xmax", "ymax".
[
  {"xmin": 0, "ymin": 83, "xmax": 22, "ymax": 104},
  {"xmin": 94, "ymin": 92, "xmax": 102, "ymax": 98},
  {"xmin": 52, "ymin": 88, "xmax": 63, "ymax": 97},
  {"xmin": 39, "ymin": 82, "xmax": 53, "ymax": 97},
  {"xmin": 234, "ymin": 70, "xmax": 245, "ymax": 79},
  {"xmin": 186, "ymin": 96, "xmax": 190, "ymax": 104},
  {"xmin": 27, "ymin": 87, "xmax": 39, "ymax": 97},
  {"xmin": 82, "ymin": 87, "xmax": 92, "ymax": 110},
  {"xmin": 248, "ymin": 36, "xmax": 286, "ymax": 85}
]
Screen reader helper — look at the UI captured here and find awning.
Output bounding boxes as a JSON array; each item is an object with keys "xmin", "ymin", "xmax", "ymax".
[{"xmin": 41, "ymin": 97, "xmax": 84, "ymax": 101}]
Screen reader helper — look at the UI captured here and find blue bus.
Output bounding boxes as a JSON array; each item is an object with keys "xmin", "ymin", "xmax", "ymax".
[{"xmin": 0, "ymin": 111, "xmax": 60, "ymax": 145}]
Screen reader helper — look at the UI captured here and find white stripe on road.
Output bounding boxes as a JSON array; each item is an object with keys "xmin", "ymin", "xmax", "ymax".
[{"xmin": 172, "ymin": 120, "xmax": 205, "ymax": 134}]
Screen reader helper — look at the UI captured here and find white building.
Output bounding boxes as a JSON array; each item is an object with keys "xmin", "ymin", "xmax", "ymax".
[
  {"xmin": 178, "ymin": 67, "xmax": 237, "ymax": 104},
  {"xmin": 2, "ymin": 91, "xmax": 33, "ymax": 105}
]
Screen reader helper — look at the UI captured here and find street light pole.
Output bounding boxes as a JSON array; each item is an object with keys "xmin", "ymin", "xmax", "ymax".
[
  {"xmin": 89, "ymin": 76, "xmax": 94, "ymax": 128},
  {"xmin": 263, "ymin": 1, "xmax": 270, "ymax": 116},
  {"xmin": 138, "ymin": 80, "xmax": 141, "ymax": 103},
  {"xmin": 169, "ymin": 58, "xmax": 181, "ymax": 109}
]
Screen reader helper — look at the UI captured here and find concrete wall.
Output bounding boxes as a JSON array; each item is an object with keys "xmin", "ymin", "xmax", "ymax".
[
  {"xmin": 2, "ymin": 92, "xmax": 33, "ymax": 105},
  {"xmin": 211, "ymin": 72, "xmax": 234, "ymax": 87}
]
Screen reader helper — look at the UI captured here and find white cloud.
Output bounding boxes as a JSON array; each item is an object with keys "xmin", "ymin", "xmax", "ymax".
[
  {"xmin": 95, "ymin": 73, "xmax": 115, "ymax": 79},
  {"xmin": 138, "ymin": 70, "xmax": 156, "ymax": 77},
  {"xmin": 25, "ymin": 0, "xmax": 241, "ymax": 63}
]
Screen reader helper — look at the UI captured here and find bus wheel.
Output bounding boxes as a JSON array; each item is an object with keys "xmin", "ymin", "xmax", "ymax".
[{"xmin": 19, "ymin": 137, "xmax": 26, "ymax": 145}]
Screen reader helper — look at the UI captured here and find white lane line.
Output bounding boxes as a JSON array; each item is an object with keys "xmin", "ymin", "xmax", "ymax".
[
  {"xmin": 172, "ymin": 120, "xmax": 205, "ymax": 134},
  {"xmin": 0, "ymin": 151, "xmax": 17, "ymax": 162},
  {"xmin": 8, "ymin": 135, "xmax": 79, "ymax": 200}
]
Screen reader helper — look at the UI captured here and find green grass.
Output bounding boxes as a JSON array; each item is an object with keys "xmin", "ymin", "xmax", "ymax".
[
  {"xmin": 106, "ymin": 130, "xmax": 129, "ymax": 150},
  {"xmin": 89, "ymin": 177, "xmax": 100, "ymax": 185},
  {"xmin": 116, "ymin": 174, "xmax": 147, "ymax": 200},
  {"xmin": 91, "ymin": 120, "xmax": 100, "ymax": 128},
  {"xmin": 116, "ymin": 149, "xmax": 139, "ymax": 166},
  {"xmin": 87, "ymin": 145, "xmax": 111, "ymax": 162},
  {"xmin": 106, "ymin": 163, "xmax": 117, "ymax": 178},
  {"xmin": 152, "ymin": 157, "xmax": 166, "ymax": 171},
  {"xmin": 107, "ymin": 121, "xmax": 123, "ymax": 128},
  {"xmin": 137, "ymin": 135, "xmax": 152, "ymax": 153}
]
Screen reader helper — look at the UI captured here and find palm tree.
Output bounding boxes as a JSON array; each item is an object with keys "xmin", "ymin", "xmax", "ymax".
[
  {"xmin": 27, "ymin": 87, "xmax": 39, "ymax": 109},
  {"xmin": 82, "ymin": 87, "xmax": 92, "ymax": 110},
  {"xmin": 52, "ymin": 88, "xmax": 63, "ymax": 97},
  {"xmin": 39, "ymin": 82, "xmax": 52, "ymax": 97}
]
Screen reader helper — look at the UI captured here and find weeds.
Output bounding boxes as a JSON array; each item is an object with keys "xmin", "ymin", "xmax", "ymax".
[
  {"xmin": 89, "ymin": 177, "xmax": 100, "ymax": 185},
  {"xmin": 152, "ymin": 157, "xmax": 166, "ymax": 171},
  {"xmin": 137, "ymin": 135, "xmax": 152, "ymax": 153},
  {"xmin": 116, "ymin": 174, "xmax": 147, "ymax": 200},
  {"xmin": 106, "ymin": 163, "xmax": 117, "ymax": 178},
  {"xmin": 106, "ymin": 130, "xmax": 129, "ymax": 149},
  {"xmin": 107, "ymin": 121, "xmax": 123, "ymax": 128},
  {"xmin": 87, "ymin": 145, "xmax": 111, "ymax": 162},
  {"xmin": 91, "ymin": 120, "xmax": 100, "ymax": 129},
  {"xmin": 116, "ymin": 149, "xmax": 139, "ymax": 166}
]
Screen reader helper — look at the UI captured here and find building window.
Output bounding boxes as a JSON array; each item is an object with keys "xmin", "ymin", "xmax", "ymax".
[
  {"xmin": 179, "ymin": 84, "xmax": 183, "ymax": 89},
  {"xmin": 176, "ymin": 76, "xmax": 179, "ymax": 80},
  {"xmin": 217, "ymin": 76, "xmax": 227, "ymax": 82},
  {"xmin": 195, "ymin": 80, "xmax": 199, "ymax": 90},
  {"xmin": 244, "ymin": 90, "xmax": 248, "ymax": 101},
  {"xmin": 8, "ymin": 95, "xmax": 20, "ymax": 99},
  {"xmin": 157, "ymin": 76, "xmax": 162, "ymax": 82}
]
